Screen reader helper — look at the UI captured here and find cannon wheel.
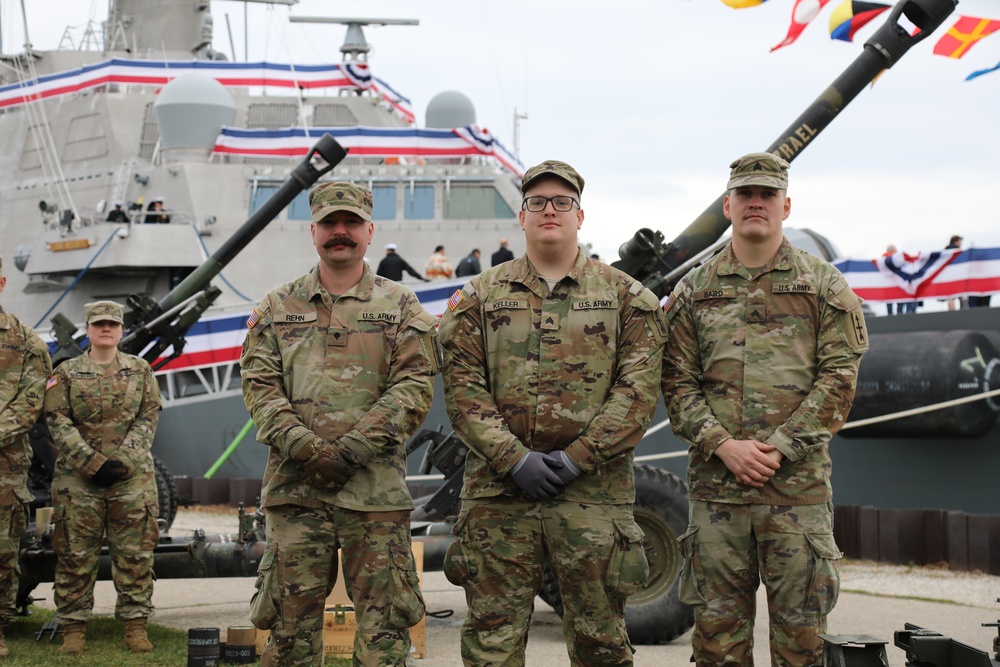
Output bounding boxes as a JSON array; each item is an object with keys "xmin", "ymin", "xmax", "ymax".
[
  {"xmin": 537, "ymin": 464, "xmax": 694, "ymax": 644},
  {"xmin": 154, "ymin": 456, "xmax": 179, "ymax": 531}
]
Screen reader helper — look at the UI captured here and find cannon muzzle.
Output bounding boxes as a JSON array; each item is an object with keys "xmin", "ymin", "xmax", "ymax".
[
  {"xmin": 612, "ymin": 0, "xmax": 957, "ymax": 298},
  {"xmin": 115, "ymin": 134, "xmax": 348, "ymax": 367}
]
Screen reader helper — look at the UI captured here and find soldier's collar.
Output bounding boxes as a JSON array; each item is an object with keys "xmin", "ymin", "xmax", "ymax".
[
  {"xmin": 717, "ymin": 238, "xmax": 793, "ymax": 277},
  {"xmin": 512, "ymin": 248, "xmax": 585, "ymax": 290},
  {"xmin": 305, "ymin": 264, "xmax": 375, "ymax": 303}
]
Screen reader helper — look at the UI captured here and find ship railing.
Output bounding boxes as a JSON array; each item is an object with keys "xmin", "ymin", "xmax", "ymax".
[
  {"xmin": 157, "ymin": 360, "xmax": 243, "ymax": 405},
  {"xmin": 123, "ymin": 209, "xmax": 195, "ymax": 226},
  {"xmin": 621, "ymin": 386, "xmax": 1000, "ymax": 467}
]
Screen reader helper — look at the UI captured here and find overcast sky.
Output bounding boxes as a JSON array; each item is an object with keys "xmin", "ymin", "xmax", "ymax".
[{"xmin": 12, "ymin": 0, "xmax": 1000, "ymax": 261}]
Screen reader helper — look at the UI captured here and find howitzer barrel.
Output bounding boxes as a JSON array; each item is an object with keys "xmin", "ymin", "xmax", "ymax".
[
  {"xmin": 614, "ymin": 0, "xmax": 957, "ymax": 297},
  {"xmin": 158, "ymin": 134, "xmax": 348, "ymax": 312},
  {"xmin": 18, "ymin": 534, "xmax": 265, "ymax": 586}
]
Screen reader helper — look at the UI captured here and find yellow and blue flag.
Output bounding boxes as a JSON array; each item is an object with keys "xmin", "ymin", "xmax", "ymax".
[{"xmin": 828, "ymin": 0, "xmax": 890, "ymax": 42}]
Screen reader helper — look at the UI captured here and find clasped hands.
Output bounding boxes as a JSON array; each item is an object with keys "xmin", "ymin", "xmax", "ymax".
[
  {"xmin": 510, "ymin": 451, "xmax": 581, "ymax": 500},
  {"xmin": 715, "ymin": 438, "xmax": 783, "ymax": 488},
  {"xmin": 294, "ymin": 439, "xmax": 363, "ymax": 492}
]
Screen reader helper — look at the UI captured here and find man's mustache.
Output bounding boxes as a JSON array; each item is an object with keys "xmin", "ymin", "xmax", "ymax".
[{"xmin": 323, "ymin": 236, "xmax": 358, "ymax": 248}]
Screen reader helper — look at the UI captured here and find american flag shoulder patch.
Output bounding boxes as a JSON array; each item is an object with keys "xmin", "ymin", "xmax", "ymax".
[
  {"xmin": 662, "ymin": 294, "xmax": 676, "ymax": 315},
  {"xmin": 45, "ymin": 375, "xmax": 58, "ymax": 391},
  {"xmin": 447, "ymin": 290, "xmax": 464, "ymax": 311},
  {"xmin": 246, "ymin": 309, "xmax": 261, "ymax": 329}
]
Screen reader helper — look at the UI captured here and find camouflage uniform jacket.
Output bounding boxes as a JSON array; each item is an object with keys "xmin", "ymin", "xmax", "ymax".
[
  {"xmin": 661, "ymin": 239, "xmax": 868, "ymax": 505},
  {"xmin": 0, "ymin": 307, "xmax": 52, "ymax": 484},
  {"xmin": 44, "ymin": 350, "xmax": 162, "ymax": 482},
  {"xmin": 241, "ymin": 264, "xmax": 439, "ymax": 512},
  {"xmin": 439, "ymin": 250, "xmax": 668, "ymax": 504}
]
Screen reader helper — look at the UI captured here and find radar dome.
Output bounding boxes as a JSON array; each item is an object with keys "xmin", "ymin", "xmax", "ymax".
[
  {"xmin": 154, "ymin": 73, "xmax": 236, "ymax": 160},
  {"xmin": 426, "ymin": 91, "xmax": 476, "ymax": 129}
]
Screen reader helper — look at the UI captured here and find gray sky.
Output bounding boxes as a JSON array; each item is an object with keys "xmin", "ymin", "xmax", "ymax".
[{"xmin": 14, "ymin": 0, "xmax": 1000, "ymax": 260}]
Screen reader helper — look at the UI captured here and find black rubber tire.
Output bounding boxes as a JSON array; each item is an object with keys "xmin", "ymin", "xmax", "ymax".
[
  {"xmin": 154, "ymin": 457, "xmax": 179, "ymax": 531},
  {"xmin": 536, "ymin": 464, "xmax": 694, "ymax": 644},
  {"xmin": 625, "ymin": 464, "xmax": 693, "ymax": 643},
  {"xmin": 27, "ymin": 421, "xmax": 57, "ymax": 511}
]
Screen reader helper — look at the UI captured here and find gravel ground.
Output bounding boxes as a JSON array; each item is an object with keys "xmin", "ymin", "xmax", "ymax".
[{"xmin": 28, "ymin": 507, "xmax": 1000, "ymax": 666}]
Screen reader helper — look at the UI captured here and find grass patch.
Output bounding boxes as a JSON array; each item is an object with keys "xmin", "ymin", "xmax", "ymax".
[
  {"xmin": 3, "ymin": 607, "xmax": 355, "ymax": 666},
  {"xmin": 3, "ymin": 607, "xmax": 187, "ymax": 666}
]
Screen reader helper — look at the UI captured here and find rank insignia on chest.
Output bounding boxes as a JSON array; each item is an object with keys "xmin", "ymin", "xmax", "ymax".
[
  {"xmin": 447, "ymin": 290, "xmax": 464, "ymax": 311},
  {"xmin": 246, "ymin": 309, "xmax": 261, "ymax": 329},
  {"xmin": 45, "ymin": 375, "xmax": 58, "ymax": 391}
]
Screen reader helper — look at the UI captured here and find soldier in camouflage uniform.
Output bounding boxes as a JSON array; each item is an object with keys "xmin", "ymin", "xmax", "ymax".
[
  {"xmin": 661, "ymin": 153, "xmax": 869, "ymax": 667},
  {"xmin": 0, "ymin": 256, "xmax": 53, "ymax": 658},
  {"xmin": 43, "ymin": 300, "xmax": 162, "ymax": 655},
  {"xmin": 241, "ymin": 182, "xmax": 437, "ymax": 667},
  {"xmin": 438, "ymin": 161, "xmax": 668, "ymax": 666}
]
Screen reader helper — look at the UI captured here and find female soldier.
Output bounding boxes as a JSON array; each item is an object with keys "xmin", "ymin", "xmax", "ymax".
[{"xmin": 44, "ymin": 301, "xmax": 161, "ymax": 655}]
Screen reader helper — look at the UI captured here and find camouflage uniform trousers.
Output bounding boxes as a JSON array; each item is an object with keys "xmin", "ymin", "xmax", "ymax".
[
  {"xmin": 677, "ymin": 500, "xmax": 841, "ymax": 667},
  {"xmin": 444, "ymin": 498, "xmax": 649, "ymax": 667},
  {"xmin": 252, "ymin": 504, "xmax": 425, "ymax": 667},
  {"xmin": 0, "ymin": 481, "xmax": 30, "ymax": 621},
  {"xmin": 51, "ymin": 475, "xmax": 159, "ymax": 623}
]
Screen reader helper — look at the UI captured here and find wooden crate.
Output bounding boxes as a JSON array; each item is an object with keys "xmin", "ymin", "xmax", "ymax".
[
  {"xmin": 323, "ymin": 542, "xmax": 426, "ymax": 659},
  {"xmin": 323, "ymin": 607, "xmax": 426, "ymax": 659}
]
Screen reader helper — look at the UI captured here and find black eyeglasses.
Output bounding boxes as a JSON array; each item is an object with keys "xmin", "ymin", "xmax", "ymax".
[{"xmin": 521, "ymin": 195, "xmax": 579, "ymax": 212}]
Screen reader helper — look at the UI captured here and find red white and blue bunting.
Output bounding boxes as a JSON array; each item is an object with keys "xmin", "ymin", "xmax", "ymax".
[
  {"xmin": 0, "ymin": 57, "xmax": 414, "ymax": 122},
  {"xmin": 212, "ymin": 125, "xmax": 525, "ymax": 178},
  {"xmin": 834, "ymin": 247, "xmax": 1000, "ymax": 302}
]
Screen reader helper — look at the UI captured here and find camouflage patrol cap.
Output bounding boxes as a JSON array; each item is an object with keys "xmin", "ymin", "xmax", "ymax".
[
  {"xmin": 727, "ymin": 152, "xmax": 790, "ymax": 190},
  {"xmin": 85, "ymin": 300, "xmax": 125, "ymax": 325},
  {"xmin": 521, "ymin": 160, "xmax": 585, "ymax": 195},
  {"xmin": 309, "ymin": 181, "xmax": 373, "ymax": 222}
]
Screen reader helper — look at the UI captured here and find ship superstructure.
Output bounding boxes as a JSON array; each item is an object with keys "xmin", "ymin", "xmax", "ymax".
[{"xmin": 0, "ymin": 0, "xmax": 523, "ymax": 478}]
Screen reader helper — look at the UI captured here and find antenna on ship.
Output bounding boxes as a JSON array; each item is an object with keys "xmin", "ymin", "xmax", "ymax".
[
  {"xmin": 287, "ymin": 17, "xmax": 419, "ymax": 62},
  {"xmin": 513, "ymin": 108, "xmax": 528, "ymax": 159}
]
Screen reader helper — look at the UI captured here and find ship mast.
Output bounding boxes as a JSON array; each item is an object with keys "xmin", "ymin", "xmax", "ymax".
[{"xmin": 287, "ymin": 16, "xmax": 419, "ymax": 63}]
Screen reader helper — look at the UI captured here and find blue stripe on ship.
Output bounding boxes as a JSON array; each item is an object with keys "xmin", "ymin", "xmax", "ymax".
[{"xmin": 44, "ymin": 283, "xmax": 452, "ymax": 355}]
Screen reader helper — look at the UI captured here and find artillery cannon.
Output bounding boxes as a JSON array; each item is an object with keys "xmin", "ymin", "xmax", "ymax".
[
  {"xmin": 22, "ymin": 133, "xmax": 348, "ymax": 568},
  {"xmin": 613, "ymin": 0, "xmax": 956, "ymax": 299},
  {"xmin": 16, "ymin": 0, "xmax": 969, "ymax": 646}
]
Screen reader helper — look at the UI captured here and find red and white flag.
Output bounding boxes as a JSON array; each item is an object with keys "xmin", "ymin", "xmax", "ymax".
[{"xmin": 772, "ymin": 0, "xmax": 833, "ymax": 51}]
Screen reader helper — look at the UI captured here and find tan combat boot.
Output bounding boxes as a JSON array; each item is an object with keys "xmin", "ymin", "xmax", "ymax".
[
  {"xmin": 0, "ymin": 621, "xmax": 9, "ymax": 658},
  {"xmin": 60, "ymin": 622, "xmax": 86, "ymax": 655},
  {"xmin": 124, "ymin": 617, "xmax": 152, "ymax": 653}
]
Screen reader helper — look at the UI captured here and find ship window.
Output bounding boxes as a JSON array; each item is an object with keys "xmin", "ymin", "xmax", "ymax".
[
  {"xmin": 373, "ymin": 186, "xmax": 396, "ymax": 220},
  {"xmin": 139, "ymin": 103, "xmax": 159, "ymax": 162},
  {"xmin": 313, "ymin": 104, "xmax": 359, "ymax": 127},
  {"xmin": 63, "ymin": 113, "xmax": 109, "ymax": 162},
  {"xmin": 443, "ymin": 184, "xmax": 515, "ymax": 220},
  {"xmin": 250, "ymin": 185, "xmax": 279, "ymax": 215},
  {"xmin": 19, "ymin": 123, "xmax": 50, "ymax": 171},
  {"xmin": 247, "ymin": 103, "xmax": 298, "ymax": 129},
  {"xmin": 404, "ymin": 186, "xmax": 434, "ymax": 220},
  {"xmin": 288, "ymin": 192, "xmax": 311, "ymax": 221}
]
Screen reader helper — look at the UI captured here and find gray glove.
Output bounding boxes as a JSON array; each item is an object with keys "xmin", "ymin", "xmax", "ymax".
[
  {"xmin": 510, "ymin": 452, "xmax": 564, "ymax": 500},
  {"xmin": 549, "ymin": 451, "xmax": 581, "ymax": 486}
]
